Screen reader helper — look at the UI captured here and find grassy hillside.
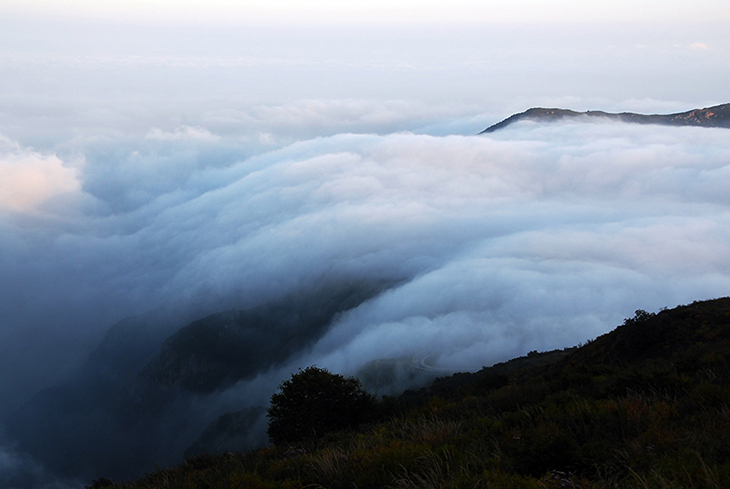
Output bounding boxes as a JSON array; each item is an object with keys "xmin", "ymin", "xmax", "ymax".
[{"xmin": 92, "ymin": 298, "xmax": 730, "ymax": 488}]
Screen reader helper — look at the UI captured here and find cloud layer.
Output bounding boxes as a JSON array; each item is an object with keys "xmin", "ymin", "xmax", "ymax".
[
  {"xmin": 2, "ymin": 116, "xmax": 730, "ymax": 485},
  {"xmin": 3, "ymin": 120, "xmax": 730, "ymax": 393}
]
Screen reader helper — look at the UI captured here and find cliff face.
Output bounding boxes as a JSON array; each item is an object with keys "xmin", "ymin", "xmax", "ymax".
[{"xmin": 481, "ymin": 103, "xmax": 730, "ymax": 133}]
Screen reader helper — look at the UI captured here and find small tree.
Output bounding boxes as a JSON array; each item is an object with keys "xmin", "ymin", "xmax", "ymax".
[
  {"xmin": 267, "ymin": 366, "xmax": 376, "ymax": 445},
  {"xmin": 623, "ymin": 309, "xmax": 655, "ymax": 326}
]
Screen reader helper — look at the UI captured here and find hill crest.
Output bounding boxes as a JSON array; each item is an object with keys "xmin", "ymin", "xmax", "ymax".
[{"xmin": 480, "ymin": 103, "xmax": 730, "ymax": 133}]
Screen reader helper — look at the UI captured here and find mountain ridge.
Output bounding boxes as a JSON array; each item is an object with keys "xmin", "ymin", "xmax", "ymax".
[{"xmin": 480, "ymin": 103, "xmax": 730, "ymax": 133}]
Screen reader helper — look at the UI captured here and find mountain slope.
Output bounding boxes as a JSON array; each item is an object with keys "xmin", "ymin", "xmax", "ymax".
[
  {"xmin": 141, "ymin": 280, "xmax": 386, "ymax": 393},
  {"xmin": 98, "ymin": 297, "xmax": 730, "ymax": 489},
  {"xmin": 480, "ymin": 103, "xmax": 730, "ymax": 133}
]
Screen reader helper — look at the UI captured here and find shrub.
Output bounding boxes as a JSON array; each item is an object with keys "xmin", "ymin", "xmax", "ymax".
[{"xmin": 267, "ymin": 366, "xmax": 377, "ymax": 445}]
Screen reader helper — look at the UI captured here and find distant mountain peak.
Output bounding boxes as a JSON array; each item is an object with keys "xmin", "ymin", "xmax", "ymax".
[{"xmin": 480, "ymin": 103, "xmax": 730, "ymax": 133}]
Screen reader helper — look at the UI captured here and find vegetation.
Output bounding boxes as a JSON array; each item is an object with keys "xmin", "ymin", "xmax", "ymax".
[
  {"xmin": 91, "ymin": 298, "xmax": 730, "ymax": 488},
  {"xmin": 267, "ymin": 366, "xmax": 377, "ymax": 445}
]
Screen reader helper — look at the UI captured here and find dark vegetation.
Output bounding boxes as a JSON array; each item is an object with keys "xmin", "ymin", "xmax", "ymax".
[
  {"xmin": 92, "ymin": 297, "xmax": 730, "ymax": 488},
  {"xmin": 481, "ymin": 103, "xmax": 730, "ymax": 133},
  {"xmin": 267, "ymin": 366, "xmax": 377, "ymax": 445}
]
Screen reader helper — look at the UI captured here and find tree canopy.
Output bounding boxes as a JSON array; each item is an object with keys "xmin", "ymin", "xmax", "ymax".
[{"xmin": 267, "ymin": 366, "xmax": 376, "ymax": 445}]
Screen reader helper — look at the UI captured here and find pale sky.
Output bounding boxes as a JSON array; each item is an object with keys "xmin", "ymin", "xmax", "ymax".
[
  {"xmin": 3, "ymin": 0, "xmax": 730, "ymax": 25},
  {"xmin": 2, "ymin": 0, "xmax": 728, "ymax": 128}
]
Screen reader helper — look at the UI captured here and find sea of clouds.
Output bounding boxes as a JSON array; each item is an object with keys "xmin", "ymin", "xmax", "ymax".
[{"xmin": 2, "ymin": 117, "xmax": 730, "ymax": 410}]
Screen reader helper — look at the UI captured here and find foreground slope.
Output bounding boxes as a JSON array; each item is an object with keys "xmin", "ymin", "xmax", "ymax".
[
  {"xmin": 96, "ymin": 297, "xmax": 730, "ymax": 489},
  {"xmin": 480, "ymin": 103, "xmax": 730, "ymax": 133}
]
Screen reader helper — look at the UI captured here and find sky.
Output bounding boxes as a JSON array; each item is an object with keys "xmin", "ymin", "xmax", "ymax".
[
  {"xmin": 1, "ymin": 1, "xmax": 730, "ymax": 486},
  {"xmin": 3, "ymin": 0, "xmax": 730, "ymax": 24}
]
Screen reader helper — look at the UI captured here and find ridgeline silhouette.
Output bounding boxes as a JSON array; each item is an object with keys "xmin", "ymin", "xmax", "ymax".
[{"xmin": 481, "ymin": 103, "xmax": 730, "ymax": 133}]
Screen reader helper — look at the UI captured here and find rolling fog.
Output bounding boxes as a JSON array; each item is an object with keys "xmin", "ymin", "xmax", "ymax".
[
  {"xmin": 1, "ymin": 8, "xmax": 730, "ymax": 488},
  {"xmin": 3, "ymin": 120, "xmax": 730, "ymax": 487}
]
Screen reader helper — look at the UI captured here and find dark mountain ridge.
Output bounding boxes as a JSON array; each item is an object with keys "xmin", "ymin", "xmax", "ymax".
[{"xmin": 480, "ymin": 103, "xmax": 730, "ymax": 133}]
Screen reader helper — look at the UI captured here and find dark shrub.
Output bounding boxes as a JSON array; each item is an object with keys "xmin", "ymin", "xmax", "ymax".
[{"xmin": 267, "ymin": 366, "xmax": 377, "ymax": 445}]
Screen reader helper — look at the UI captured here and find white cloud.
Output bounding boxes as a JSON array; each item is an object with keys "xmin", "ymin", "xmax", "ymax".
[
  {"xmin": 146, "ymin": 125, "xmax": 221, "ymax": 142},
  {"xmin": 68, "ymin": 124, "xmax": 727, "ymax": 363},
  {"xmin": 0, "ymin": 137, "xmax": 81, "ymax": 212}
]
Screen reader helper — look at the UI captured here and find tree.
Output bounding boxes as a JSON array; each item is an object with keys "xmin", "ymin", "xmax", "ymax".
[
  {"xmin": 623, "ymin": 309, "xmax": 656, "ymax": 326},
  {"xmin": 267, "ymin": 366, "xmax": 376, "ymax": 445}
]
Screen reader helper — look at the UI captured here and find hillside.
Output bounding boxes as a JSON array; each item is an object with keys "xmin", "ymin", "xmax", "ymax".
[
  {"xmin": 92, "ymin": 297, "xmax": 730, "ymax": 489},
  {"xmin": 141, "ymin": 281, "xmax": 383, "ymax": 393},
  {"xmin": 480, "ymin": 103, "xmax": 730, "ymax": 133}
]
